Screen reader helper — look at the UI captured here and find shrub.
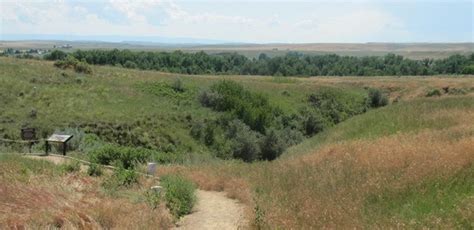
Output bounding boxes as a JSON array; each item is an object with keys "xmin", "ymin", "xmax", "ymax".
[
  {"xmin": 198, "ymin": 90, "xmax": 220, "ymax": 107},
  {"xmin": 113, "ymin": 168, "xmax": 139, "ymax": 187},
  {"xmin": 144, "ymin": 189, "xmax": 162, "ymax": 210},
  {"xmin": 123, "ymin": 60, "xmax": 138, "ymax": 69},
  {"xmin": 260, "ymin": 129, "xmax": 286, "ymax": 161},
  {"xmin": 461, "ymin": 64, "xmax": 474, "ymax": 74},
  {"xmin": 426, "ymin": 89, "xmax": 442, "ymax": 97},
  {"xmin": 212, "ymin": 137, "xmax": 233, "ymax": 160},
  {"xmin": 89, "ymin": 145, "xmax": 151, "ymax": 169},
  {"xmin": 171, "ymin": 78, "xmax": 185, "ymax": 92},
  {"xmin": 367, "ymin": 88, "xmax": 389, "ymax": 108},
  {"xmin": 279, "ymin": 127, "xmax": 304, "ymax": 146},
  {"xmin": 87, "ymin": 163, "xmax": 103, "ymax": 177},
  {"xmin": 203, "ymin": 124, "xmax": 215, "ymax": 146},
  {"xmin": 161, "ymin": 174, "xmax": 196, "ymax": 218},
  {"xmin": 54, "ymin": 55, "xmax": 92, "ymax": 74},
  {"xmin": 44, "ymin": 50, "xmax": 68, "ymax": 60},
  {"xmin": 74, "ymin": 61, "xmax": 93, "ymax": 74},
  {"xmin": 227, "ymin": 120, "xmax": 262, "ymax": 162},
  {"xmin": 89, "ymin": 144, "xmax": 121, "ymax": 166},
  {"xmin": 200, "ymin": 81, "xmax": 276, "ymax": 133},
  {"xmin": 190, "ymin": 121, "xmax": 205, "ymax": 140},
  {"xmin": 301, "ymin": 109, "xmax": 328, "ymax": 136},
  {"xmin": 102, "ymin": 167, "xmax": 139, "ymax": 191},
  {"xmin": 79, "ymin": 133, "xmax": 105, "ymax": 153},
  {"xmin": 308, "ymin": 88, "xmax": 369, "ymax": 124},
  {"xmin": 54, "ymin": 55, "xmax": 78, "ymax": 69}
]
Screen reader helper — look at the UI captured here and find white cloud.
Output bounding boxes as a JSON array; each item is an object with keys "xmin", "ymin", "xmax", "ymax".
[
  {"xmin": 291, "ymin": 7, "xmax": 406, "ymax": 42},
  {"xmin": 0, "ymin": 0, "xmax": 409, "ymax": 43}
]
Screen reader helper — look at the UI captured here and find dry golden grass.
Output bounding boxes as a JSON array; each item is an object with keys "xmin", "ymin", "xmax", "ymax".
[
  {"xmin": 156, "ymin": 97, "xmax": 474, "ymax": 228},
  {"xmin": 305, "ymin": 76, "xmax": 474, "ymax": 100},
  {"xmin": 0, "ymin": 157, "xmax": 173, "ymax": 229}
]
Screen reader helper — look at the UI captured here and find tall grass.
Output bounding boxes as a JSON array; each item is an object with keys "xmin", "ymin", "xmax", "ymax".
[
  {"xmin": 0, "ymin": 154, "xmax": 173, "ymax": 228},
  {"xmin": 157, "ymin": 96, "xmax": 474, "ymax": 228}
]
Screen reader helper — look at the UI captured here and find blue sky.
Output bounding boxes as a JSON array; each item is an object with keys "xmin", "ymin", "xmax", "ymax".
[{"xmin": 1, "ymin": 0, "xmax": 472, "ymax": 43}]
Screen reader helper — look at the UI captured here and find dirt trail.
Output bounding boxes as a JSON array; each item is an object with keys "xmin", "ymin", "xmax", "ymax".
[
  {"xmin": 26, "ymin": 154, "xmax": 247, "ymax": 229},
  {"xmin": 174, "ymin": 190, "xmax": 246, "ymax": 230}
]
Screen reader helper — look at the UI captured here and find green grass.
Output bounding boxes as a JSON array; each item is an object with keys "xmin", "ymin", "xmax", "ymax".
[
  {"xmin": 0, "ymin": 154, "xmax": 63, "ymax": 182},
  {"xmin": 364, "ymin": 164, "xmax": 474, "ymax": 228},
  {"xmin": 0, "ymin": 57, "xmax": 369, "ymax": 156},
  {"xmin": 160, "ymin": 174, "xmax": 197, "ymax": 218}
]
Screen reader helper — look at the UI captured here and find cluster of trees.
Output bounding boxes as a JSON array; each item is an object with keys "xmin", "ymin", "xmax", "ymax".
[
  {"xmin": 192, "ymin": 81, "xmax": 388, "ymax": 162},
  {"xmin": 44, "ymin": 49, "xmax": 474, "ymax": 76}
]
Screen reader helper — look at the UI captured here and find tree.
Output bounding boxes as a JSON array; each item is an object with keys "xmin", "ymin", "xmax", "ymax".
[
  {"xmin": 260, "ymin": 129, "xmax": 285, "ymax": 161},
  {"xmin": 45, "ymin": 50, "xmax": 68, "ymax": 60}
]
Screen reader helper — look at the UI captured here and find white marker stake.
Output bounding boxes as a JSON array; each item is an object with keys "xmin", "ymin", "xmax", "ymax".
[{"xmin": 147, "ymin": 162, "xmax": 157, "ymax": 175}]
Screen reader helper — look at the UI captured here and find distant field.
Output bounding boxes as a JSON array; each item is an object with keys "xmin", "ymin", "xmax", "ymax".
[{"xmin": 1, "ymin": 41, "xmax": 472, "ymax": 59}]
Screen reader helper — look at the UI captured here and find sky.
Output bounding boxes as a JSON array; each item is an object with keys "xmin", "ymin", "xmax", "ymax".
[{"xmin": 1, "ymin": 0, "xmax": 473, "ymax": 43}]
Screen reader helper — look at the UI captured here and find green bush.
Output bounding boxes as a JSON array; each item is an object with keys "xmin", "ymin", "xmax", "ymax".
[
  {"xmin": 74, "ymin": 61, "xmax": 93, "ymax": 74},
  {"xmin": 260, "ymin": 129, "xmax": 286, "ymax": 160},
  {"xmin": 87, "ymin": 163, "xmax": 103, "ymax": 177},
  {"xmin": 201, "ymin": 80, "xmax": 276, "ymax": 133},
  {"xmin": 461, "ymin": 64, "xmax": 474, "ymax": 74},
  {"xmin": 426, "ymin": 89, "xmax": 442, "ymax": 97},
  {"xmin": 151, "ymin": 152, "xmax": 180, "ymax": 164},
  {"xmin": 44, "ymin": 50, "xmax": 68, "ymax": 60},
  {"xmin": 190, "ymin": 121, "xmax": 205, "ymax": 140},
  {"xmin": 161, "ymin": 174, "xmax": 196, "ymax": 218},
  {"xmin": 54, "ymin": 55, "xmax": 92, "ymax": 74},
  {"xmin": 279, "ymin": 127, "xmax": 304, "ymax": 147},
  {"xmin": 171, "ymin": 78, "xmax": 185, "ymax": 92},
  {"xmin": 114, "ymin": 168, "xmax": 139, "ymax": 187},
  {"xmin": 54, "ymin": 55, "xmax": 78, "ymax": 69},
  {"xmin": 198, "ymin": 90, "xmax": 220, "ymax": 107},
  {"xmin": 300, "ymin": 108, "xmax": 328, "ymax": 136},
  {"xmin": 78, "ymin": 133, "xmax": 105, "ymax": 153},
  {"xmin": 367, "ymin": 88, "xmax": 389, "ymax": 108},
  {"xmin": 226, "ymin": 120, "xmax": 262, "ymax": 162},
  {"xmin": 123, "ymin": 60, "xmax": 138, "ymax": 69},
  {"xmin": 103, "ymin": 167, "xmax": 139, "ymax": 190},
  {"xmin": 308, "ymin": 87, "xmax": 368, "ymax": 124},
  {"xmin": 89, "ymin": 145, "xmax": 150, "ymax": 169}
]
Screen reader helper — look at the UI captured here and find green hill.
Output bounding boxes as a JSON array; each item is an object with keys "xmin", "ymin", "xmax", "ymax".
[{"xmin": 1, "ymin": 57, "xmax": 473, "ymax": 228}]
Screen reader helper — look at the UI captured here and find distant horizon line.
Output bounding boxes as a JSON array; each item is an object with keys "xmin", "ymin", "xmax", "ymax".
[{"xmin": 1, "ymin": 34, "xmax": 472, "ymax": 45}]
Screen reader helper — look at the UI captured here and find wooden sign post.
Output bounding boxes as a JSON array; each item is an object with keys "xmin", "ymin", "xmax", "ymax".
[
  {"xmin": 45, "ymin": 134, "xmax": 73, "ymax": 155},
  {"xmin": 21, "ymin": 128, "xmax": 37, "ymax": 153}
]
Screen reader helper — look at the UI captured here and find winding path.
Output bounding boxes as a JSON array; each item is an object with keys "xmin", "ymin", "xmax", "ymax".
[{"xmin": 174, "ymin": 190, "xmax": 246, "ymax": 230}]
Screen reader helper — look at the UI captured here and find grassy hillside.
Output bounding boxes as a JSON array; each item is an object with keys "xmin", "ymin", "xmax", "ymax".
[
  {"xmin": 1, "ymin": 57, "xmax": 473, "ymax": 228},
  {"xmin": 158, "ymin": 95, "xmax": 474, "ymax": 228}
]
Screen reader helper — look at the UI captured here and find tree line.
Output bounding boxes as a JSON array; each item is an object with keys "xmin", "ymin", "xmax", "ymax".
[{"xmin": 44, "ymin": 49, "xmax": 474, "ymax": 76}]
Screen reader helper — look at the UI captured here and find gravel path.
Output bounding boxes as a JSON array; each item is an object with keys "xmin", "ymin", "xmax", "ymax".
[{"xmin": 174, "ymin": 190, "xmax": 246, "ymax": 230}]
